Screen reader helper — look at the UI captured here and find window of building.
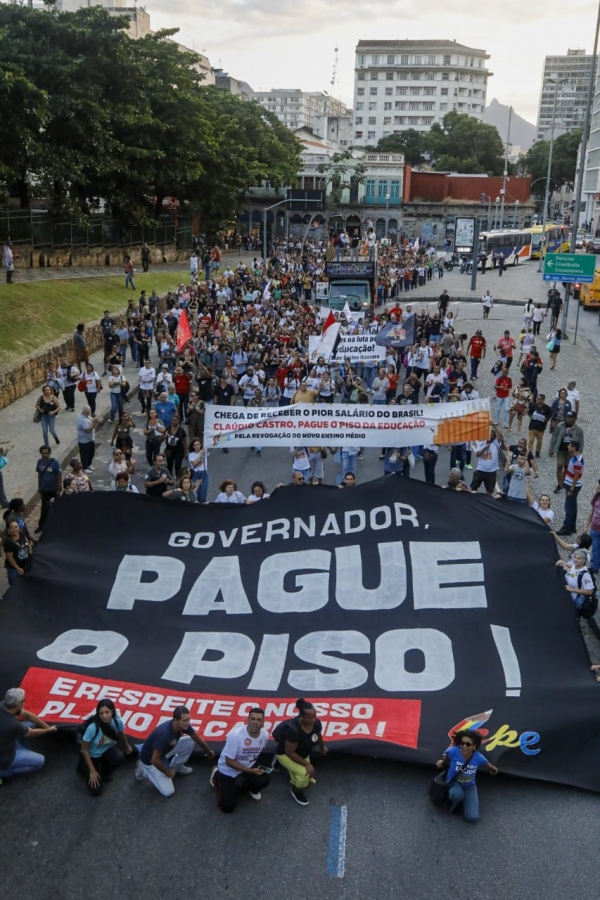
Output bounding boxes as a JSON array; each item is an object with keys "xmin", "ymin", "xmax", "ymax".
[
  {"xmin": 368, "ymin": 131, "xmax": 376, "ymax": 139},
  {"xmin": 355, "ymin": 117, "xmax": 363, "ymax": 124},
  {"xmin": 386, "ymin": 72, "xmax": 394, "ymax": 81},
  {"xmin": 427, "ymin": 55, "xmax": 436, "ymax": 65},
  {"xmin": 365, "ymin": 179, "xmax": 375, "ymax": 196},
  {"xmin": 384, "ymin": 102, "xmax": 392, "ymax": 110},
  {"xmin": 358, "ymin": 72, "xmax": 365, "ymax": 81},
  {"xmin": 441, "ymin": 87, "xmax": 448, "ymax": 95},
  {"xmin": 425, "ymin": 72, "xmax": 435, "ymax": 81},
  {"xmin": 356, "ymin": 102, "xmax": 364, "ymax": 110},
  {"xmin": 371, "ymin": 55, "xmax": 379, "ymax": 65},
  {"xmin": 422, "ymin": 117, "xmax": 433, "ymax": 125},
  {"xmin": 385, "ymin": 87, "xmax": 393, "ymax": 96},
  {"xmin": 358, "ymin": 55, "xmax": 365, "ymax": 66},
  {"xmin": 424, "ymin": 87, "xmax": 436, "ymax": 95},
  {"xmin": 357, "ymin": 88, "xmax": 365, "ymax": 96},
  {"xmin": 390, "ymin": 180, "xmax": 400, "ymax": 198},
  {"xmin": 355, "ymin": 131, "xmax": 363, "ymax": 138},
  {"xmin": 443, "ymin": 55, "xmax": 451, "ymax": 65},
  {"xmin": 409, "ymin": 102, "xmax": 420, "ymax": 110},
  {"xmin": 439, "ymin": 103, "xmax": 448, "ymax": 111},
  {"xmin": 423, "ymin": 102, "xmax": 435, "ymax": 110},
  {"xmin": 368, "ymin": 116, "xmax": 377, "ymax": 124},
  {"xmin": 396, "ymin": 87, "xmax": 407, "ymax": 95},
  {"xmin": 394, "ymin": 117, "xmax": 405, "ymax": 125},
  {"xmin": 378, "ymin": 180, "xmax": 388, "ymax": 198},
  {"xmin": 411, "ymin": 72, "xmax": 420, "ymax": 81},
  {"xmin": 414, "ymin": 55, "xmax": 421, "ymax": 65},
  {"xmin": 370, "ymin": 88, "xmax": 378, "ymax": 96},
  {"xmin": 387, "ymin": 54, "xmax": 395, "ymax": 65},
  {"xmin": 370, "ymin": 72, "xmax": 378, "ymax": 80},
  {"xmin": 400, "ymin": 55, "xmax": 409, "ymax": 65},
  {"xmin": 383, "ymin": 116, "xmax": 391, "ymax": 125},
  {"xmin": 442, "ymin": 74, "xmax": 449, "ymax": 81},
  {"xmin": 397, "ymin": 72, "xmax": 408, "ymax": 81},
  {"xmin": 369, "ymin": 101, "xmax": 377, "ymax": 110},
  {"xmin": 395, "ymin": 102, "xmax": 407, "ymax": 110},
  {"xmin": 410, "ymin": 87, "xmax": 422, "ymax": 95}
]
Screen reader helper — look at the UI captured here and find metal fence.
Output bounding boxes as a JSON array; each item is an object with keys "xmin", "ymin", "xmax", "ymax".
[{"xmin": 0, "ymin": 210, "xmax": 194, "ymax": 251}]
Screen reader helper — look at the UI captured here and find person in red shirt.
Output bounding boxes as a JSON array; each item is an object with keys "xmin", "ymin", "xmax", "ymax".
[
  {"xmin": 388, "ymin": 305, "xmax": 403, "ymax": 320},
  {"xmin": 494, "ymin": 330, "xmax": 516, "ymax": 369},
  {"xmin": 173, "ymin": 366, "xmax": 192, "ymax": 419},
  {"xmin": 467, "ymin": 330, "xmax": 487, "ymax": 380},
  {"xmin": 494, "ymin": 366, "xmax": 512, "ymax": 426}
]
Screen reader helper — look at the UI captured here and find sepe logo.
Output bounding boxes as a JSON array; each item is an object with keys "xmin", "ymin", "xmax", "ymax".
[
  {"xmin": 244, "ymin": 738, "xmax": 252, "ymax": 747},
  {"xmin": 388, "ymin": 324, "xmax": 407, "ymax": 341},
  {"xmin": 448, "ymin": 709, "xmax": 540, "ymax": 756}
]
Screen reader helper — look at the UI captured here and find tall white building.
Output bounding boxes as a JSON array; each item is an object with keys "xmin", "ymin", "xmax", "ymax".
[
  {"xmin": 253, "ymin": 89, "xmax": 348, "ymax": 133},
  {"xmin": 352, "ymin": 40, "xmax": 490, "ymax": 146},
  {"xmin": 536, "ymin": 49, "xmax": 596, "ymax": 141}
]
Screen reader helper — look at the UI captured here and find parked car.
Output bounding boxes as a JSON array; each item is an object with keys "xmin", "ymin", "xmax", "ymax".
[
  {"xmin": 585, "ymin": 237, "xmax": 600, "ymax": 253},
  {"xmin": 575, "ymin": 232, "xmax": 587, "ymax": 249}
]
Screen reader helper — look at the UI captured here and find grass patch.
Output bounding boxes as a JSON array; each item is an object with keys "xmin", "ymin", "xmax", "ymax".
[{"xmin": 0, "ymin": 270, "xmax": 187, "ymax": 364}]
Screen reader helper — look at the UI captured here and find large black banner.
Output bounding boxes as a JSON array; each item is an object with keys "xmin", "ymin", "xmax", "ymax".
[{"xmin": 1, "ymin": 481, "xmax": 599, "ymax": 790}]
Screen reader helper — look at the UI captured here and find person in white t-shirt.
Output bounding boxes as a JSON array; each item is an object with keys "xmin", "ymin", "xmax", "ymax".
[
  {"xmin": 471, "ymin": 425, "xmax": 505, "ymax": 495},
  {"xmin": 211, "ymin": 709, "xmax": 271, "ymax": 812},
  {"xmin": 565, "ymin": 380, "xmax": 580, "ymax": 416}
]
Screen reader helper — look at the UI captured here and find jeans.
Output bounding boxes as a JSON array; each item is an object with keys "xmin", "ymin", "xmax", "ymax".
[
  {"xmin": 135, "ymin": 735, "xmax": 194, "ymax": 797},
  {"xmin": 119, "ymin": 344, "xmax": 128, "ymax": 365},
  {"xmin": 341, "ymin": 450, "xmax": 358, "ymax": 477},
  {"xmin": 62, "ymin": 384, "xmax": 76, "ymax": 411},
  {"xmin": 494, "ymin": 396, "xmax": 509, "ymax": 425},
  {"xmin": 363, "ymin": 367, "xmax": 378, "ymax": 389},
  {"xmin": 125, "ymin": 273, "xmax": 136, "ymax": 290},
  {"xmin": 79, "ymin": 441, "xmax": 95, "ymax": 471},
  {"xmin": 110, "ymin": 393, "xmax": 124, "ymax": 421},
  {"xmin": 563, "ymin": 487, "xmax": 581, "ymax": 533},
  {"xmin": 40, "ymin": 414, "xmax": 59, "ymax": 445},
  {"xmin": 85, "ymin": 391, "xmax": 98, "ymax": 415},
  {"xmin": 470, "ymin": 357, "xmax": 481, "ymax": 379},
  {"xmin": 195, "ymin": 472, "xmax": 210, "ymax": 504},
  {"xmin": 0, "ymin": 723, "xmax": 45, "ymax": 778},
  {"xmin": 7, "ymin": 567, "xmax": 21, "ymax": 586},
  {"xmin": 590, "ymin": 528, "xmax": 600, "ymax": 572},
  {"xmin": 216, "ymin": 770, "xmax": 271, "ymax": 813},
  {"xmin": 448, "ymin": 782, "xmax": 479, "ymax": 823}
]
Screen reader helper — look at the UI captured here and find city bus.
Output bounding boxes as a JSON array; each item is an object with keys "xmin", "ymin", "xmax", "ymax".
[
  {"xmin": 478, "ymin": 230, "xmax": 533, "ymax": 267},
  {"xmin": 526, "ymin": 224, "xmax": 570, "ymax": 259}
]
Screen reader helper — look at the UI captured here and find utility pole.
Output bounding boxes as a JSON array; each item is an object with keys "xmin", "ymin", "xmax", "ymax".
[{"xmin": 499, "ymin": 106, "xmax": 512, "ymax": 230}]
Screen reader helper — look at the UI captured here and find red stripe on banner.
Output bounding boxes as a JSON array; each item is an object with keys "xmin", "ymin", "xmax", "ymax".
[{"xmin": 20, "ymin": 667, "xmax": 421, "ymax": 747}]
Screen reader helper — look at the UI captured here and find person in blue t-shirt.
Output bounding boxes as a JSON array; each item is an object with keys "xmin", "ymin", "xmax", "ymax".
[
  {"xmin": 77, "ymin": 699, "xmax": 136, "ymax": 796},
  {"xmin": 135, "ymin": 706, "xmax": 215, "ymax": 798},
  {"xmin": 436, "ymin": 729, "xmax": 498, "ymax": 823}
]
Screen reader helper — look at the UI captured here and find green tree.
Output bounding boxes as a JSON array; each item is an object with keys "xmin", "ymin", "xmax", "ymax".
[
  {"xmin": 522, "ymin": 130, "xmax": 581, "ymax": 196},
  {"xmin": 425, "ymin": 112, "xmax": 505, "ymax": 174},
  {"xmin": 316, "ymin": 149, "xmax": 366, "ymax": 207},
  {"xmin": 0, "ymin": 61, "xmax": 47, "ymax": 207},
  {"xmin": 376, "ymin": 129, "xmax": 425, "ymax": 166}
]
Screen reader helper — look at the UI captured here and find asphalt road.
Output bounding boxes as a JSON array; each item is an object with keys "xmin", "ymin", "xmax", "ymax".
[{"xmin": 1, "ymin": 731, "xmax": 599, "ymax": 900}]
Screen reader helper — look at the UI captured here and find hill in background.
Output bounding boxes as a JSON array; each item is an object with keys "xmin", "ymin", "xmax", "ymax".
[{"xmin": 484, "ymin": 99, "xmax": 537, "ymax": 150}]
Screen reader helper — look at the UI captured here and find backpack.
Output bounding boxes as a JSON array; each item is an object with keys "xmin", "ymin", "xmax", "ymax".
[{"xmin": 577, "ymin": 569, "xmax": 598, "ymax": 619}]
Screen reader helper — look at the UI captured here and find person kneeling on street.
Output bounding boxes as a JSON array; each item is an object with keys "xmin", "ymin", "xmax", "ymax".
[
  {"xmin": 436, "ymin": 729, "xmax": 498, "ymax": 823},
  {"xmin": 275, "ymin": 698, "xmax": 328, "ymax": 807},
  {"xmin": 0, "ymin": 687, "xmax": 57, "ymax": 781},
  {"xmin": 77, "ymin": 699, "xmax": 136, "ymax": 796},
  {"xmin": 211, "ymin": 708, "xmax": 271, "ymax": 812},
  {"xmin": 135, "ymin": 706, "xmax": 215, "ymax": 797}
]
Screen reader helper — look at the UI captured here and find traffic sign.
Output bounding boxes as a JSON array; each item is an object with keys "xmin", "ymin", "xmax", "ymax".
[{"xmin": 542, "ymin": 253, "xmax": 596, "ymax": 283}]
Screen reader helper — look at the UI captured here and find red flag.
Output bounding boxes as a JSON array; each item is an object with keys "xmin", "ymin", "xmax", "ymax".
[
  {"xmin": 322, "ymin": 310, "xmax": 336, "ymax": 333},
  {"xmin": 177, "ymin": 309, "xmax": 192, "ymax": 353}
]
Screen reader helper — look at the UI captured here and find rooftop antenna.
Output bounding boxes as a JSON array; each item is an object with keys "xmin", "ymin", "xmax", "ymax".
[{"xmin": 331, "ymin": 45, "xmax": 339, "ymax": 93}]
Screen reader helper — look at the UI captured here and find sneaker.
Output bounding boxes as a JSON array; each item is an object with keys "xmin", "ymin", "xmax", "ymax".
[
  {"xmin": 256, "ymin": 450, "xmax": 261, "ymax": 457},
  {"xmin": 465, "ymin": 464, "xmax": 473, "ymax": 470},
  {"xmin": 209, "ymin": 765, "xmax": 218, "ymax": 787},
  {"xmin": 358, "ymin": 451, "xmax": 364, "ymax": 460},
  {"xmin": 84, "ymin": 469, "xmax": 93, "ymax": 474},
  {"xmin": 248, "ymin": 790, "xmax": 262, "ymax": 801},
  {"xmin": 223, "ymin": 448, "xmax": 229, "ymax": 454},
  {"xmin": 135, "ymin": 760, "xmax": 145, "ymax": 782},
  {"xmin": 108, "ymin": 419, "xmax": 115, "ymax": 425},
  {"xmin": 88, "ymin": 466, "xmax": 95, "ymax": 471},
  {"xmin": 535, "ymin": 451, "xmax": 540, "ymax": 458},
  {"xmin": 173, "ymin": 764, "xmax": 193, "ymax": 775},
  {"xmin": 553, "ymin": 485, "xmax": 564, "ymax": 494},
  {"xmin": 291, "ymin": 788, "xmax": 309, "ymax": 806}
]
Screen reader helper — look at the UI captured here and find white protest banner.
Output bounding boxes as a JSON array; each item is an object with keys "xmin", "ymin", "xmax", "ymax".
[
  {"xmin": 316, "ymin": 282, "xmax": 330, "ymax": 301},
  {"xmin": 309, "ymin": 334, "xmax": 386, "ymax": 364},
  {"xmin": 205, "ymin": 399, "xmax": 491, "ymax": 449}
]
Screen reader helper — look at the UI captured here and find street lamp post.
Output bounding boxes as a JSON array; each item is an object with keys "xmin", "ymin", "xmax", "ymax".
[
  {"xmin": 494, "ymin": 196, "xmax": 500, "ymax": 229},
  {"xmin": 262, "ymin": 198, "xmax": 322, "ymax": 269},
  {"xmin": 537, "ymin": 76, "xmax": 564, "ymax": 273},
  {"xmin": 385, "ymin": 193, "xmax": 390, "ymax": 237},
  {"xmin": 514, "ymin": 199, "xmax": 520, "ymax": 229},
  {"xmin": 499, "ymin": 106, "xmax": 512, "ymax": 231}
]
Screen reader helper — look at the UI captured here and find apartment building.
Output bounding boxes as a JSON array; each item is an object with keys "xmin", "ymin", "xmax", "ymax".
[
  {"xmin": 353, "ymin": 39, "xmax": 491, "ymax": 146},
  {"xmin": 253, "ymin": 89, "xmax": 348, "ymax": 132},
  {"xmin": 536, "ymin": 49, "xmax": 596, "ymax": 141}
]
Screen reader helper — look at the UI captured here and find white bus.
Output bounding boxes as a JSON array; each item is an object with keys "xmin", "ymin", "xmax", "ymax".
[{"xmin": 478, "ymin": 230, "xmax": 533, "ymax": 267}]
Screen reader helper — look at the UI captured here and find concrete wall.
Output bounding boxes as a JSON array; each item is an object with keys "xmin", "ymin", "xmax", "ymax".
[{"xmin": 7, "ymin": 243, "xmax": 185, "ymax": 270}]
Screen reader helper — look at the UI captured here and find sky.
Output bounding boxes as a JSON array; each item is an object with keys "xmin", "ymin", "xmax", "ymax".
[{"xmin": 148, "ymin": 0, "xmax": 598, "ymax": 125}]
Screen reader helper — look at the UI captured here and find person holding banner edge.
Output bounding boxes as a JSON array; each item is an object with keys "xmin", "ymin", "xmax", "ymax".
[{"xmin": 275, "ymin": 698, "xmax": 328, "ymax": 807}]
